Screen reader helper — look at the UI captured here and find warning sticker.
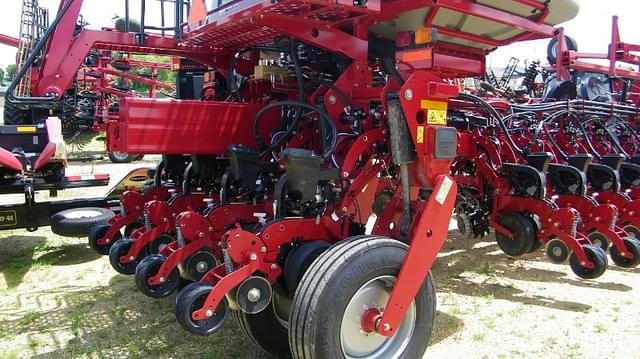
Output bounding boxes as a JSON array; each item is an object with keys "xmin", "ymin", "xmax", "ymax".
[
  {"xmin": 416, "ymin": 125, "xmax": 424, "ymax": 144},
  {"xmin": 435, "ymin": 177, "xmax": 453, "ymax": 205},
  {"xmin": 420, "ymin": 100, "xmax": 448, "ymax": 125}
]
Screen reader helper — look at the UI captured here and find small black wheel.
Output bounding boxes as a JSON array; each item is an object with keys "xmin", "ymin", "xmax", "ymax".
[
  {"xmin": 88, "ymin": 223, "xmax": 121, "ymax": 255},
  {"xmin": 175, "ymin": 282, "xmax": 228, "ymax": 336},
  {"xmin": 569, "ymin": 244, "xmax": 607, "ymax": 279},
  {"xmin": 547, "ymin": 35, "xmax": 578, "ymax": 65},
  {"xmin": 51, "ymin": 207, "xmax": 115, "ymax": 237},
  {"xmin": 284, "ymin": 240, "xmax": 330, "ymax": 295},
  {"xmin": 109, "ymin": 238, "xmax": 141, "ymax": 275},
  {"xmin": 495, "ymin": 212, "xmax": 536, "ymax": 257},
  {"xmin": 148, "ymin": 233, "xmax": 175, "ymax": 254},
  {"xmin": 289, "ymin": 235, "xmax": 435, "ymax": 359},
  {"xmin": 183, "ymin": 250, "xmax": 218, "ymax": 281},
  {"xmin": 623, "ymin": 224, "xmax": 640, "ymax": 240},
  {"xmin": 124, "ymin": 220, "xmax": 144, "ymax": 237},
  {"xmin": 610, "ymin": 237, "xmax": 640, "ymax": 268},
  {"xmin": 135, "ymin": 255, "xmax": 180, "ymax": 298},
  {"xmin": 545, "ymin": 238, "xmax": 570, "ymax": 263},
  {"xmin": 232, "ymin": 284, "xmax": 291, "ymax": 357},
  {"xmin": 108, "ymin": 151, "xmax": 139, "ymax": 163},
  {"xmin": 587, "ymin": 231, "xmax": 610, "ymax": 251},
  {"xmin": 456, "ymin": 213, "xmax": 473, "ymax": 240}
]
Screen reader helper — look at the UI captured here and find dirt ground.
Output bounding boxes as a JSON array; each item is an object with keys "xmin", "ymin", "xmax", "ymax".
[{"xmin": 1, "ymin": 158, "xmax": 640, "ymax": 359}]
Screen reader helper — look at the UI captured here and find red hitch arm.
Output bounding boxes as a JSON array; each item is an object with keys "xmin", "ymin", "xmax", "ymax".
[{"xmin": 373, "ymin": 175, "xmax": 457, "ymax": 336}]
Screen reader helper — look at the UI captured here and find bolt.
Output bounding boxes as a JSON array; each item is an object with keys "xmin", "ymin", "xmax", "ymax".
[
  {"xmin": 205, "ymin": 309, "xmax": 213, "ymax": 317},
  {"xmin": 404, "ymin": 89, "xmax": 413, "ymax": 101},
  {"xmin": 247, "ymin": 288, "xmax": 261, "ymax": 302},
  {"xmin": 271, "ymin": 263, "xmax": 278, "ymax": 270},
  {"xmin": 129, "ymin": 256, "xmax": 135, "ymax": 261},
  {"xmin": 159, "ymin": 277, "xmax": 165, "ymax": 283},
  {"xmin": 260, "ymin": 246, "xmax": 267, "ymax": 253},
  {"xmin": 250, "ymin": 253, "xmax": 258, "ymax": 261},
  {"xmin": 383, "ymin": 323, "xmax": 391, "ymax": 331},
  {"xmin": 328, "ymin": 95, "xmax": 337, "ymax": 104},
  {"xmin": 199, "ymin": 232, "xmax": 205, "ymax": 238}
]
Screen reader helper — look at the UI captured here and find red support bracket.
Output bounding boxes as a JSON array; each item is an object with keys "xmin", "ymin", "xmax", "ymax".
[{"xmin": 373, "ymin": 174, "xmax": 457, "ymax": 336}]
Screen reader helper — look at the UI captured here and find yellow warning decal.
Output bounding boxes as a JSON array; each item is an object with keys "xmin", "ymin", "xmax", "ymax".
[
  {"xmin": 16, "ymin": 126, "xmax": 37, "ymax": 133},
  {"xmin": 416, "ymin": 125, "xmax": 424, "ymax": 144},
  {"xmin": 420, "ymin": 100, "xmax": 448, "ymax": 125}
]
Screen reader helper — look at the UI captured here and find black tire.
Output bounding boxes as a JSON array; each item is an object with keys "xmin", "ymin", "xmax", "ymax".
[
  {"xmin": 623, "ymin": 224, "xmax": 640, "ymax": 239},
  {"xmin": 569, "ymin": 244, "xmax": 607, "ymax": 279},
  {"xmin": 109, "ymin": 237, "xmax": 141, "ymax": 275},
  {"xmin": 610, "ymin": 237, "xmax": 640, "ymax": 268},
  {"xmin": 51, "ymin": 207, "xmax": 115, "ymax": 237},
  {"xmin": 494, "ymin": 212, "xmax": 536, "ymax": 257},
  {"xmin": 148, "ymin": 233, "xmax": 175, "ymax": 254},
  {"xmin": 124, "ymin": 220, "xmax": 144, "ymax": 237},
  {"xmin": 233, "ymin": 284, "xmax": 292, "ymax": 358},
  {"xmin": 88, "ymin": 223, "xmax": 122, "ymax": 255},
  {"xmin": 108, "ymin": 151, "xmax": 139, "ymax": 164},
  {"xmin": 547, "ymin": 35, "xmax": 578, "ymax": 65},
  {"xmin": 135, "ymin": 255, "xmax": 180, "ymax": 298},
  {"xmin": 284, "ymin": 240, "xmax": 331, "ymax": 295},
  {"xmin": 545, "ymin": 238, "xmax": 570, "ymax": 263},
  {"xmin": 289, "ymin": 235, "xmax": 435, "ymax": 359},
  {"xmin": 2, "ymin": 101, "xmax": 47, "ymax": 125},
  {"xmin": 175, "ymin": 282, "xmax": 228, "ymax": 336},
  {"xmin": 587, "ymin": 231, "xmax": 610, "ymax": 251}
]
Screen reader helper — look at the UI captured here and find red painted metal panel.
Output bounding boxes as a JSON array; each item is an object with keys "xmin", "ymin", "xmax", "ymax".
[{"xmin": 107, "ymin": 98, "xmax": 280, "ymax": 155}]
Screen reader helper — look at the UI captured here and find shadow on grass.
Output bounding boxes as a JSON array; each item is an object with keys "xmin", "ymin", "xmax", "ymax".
[
  {"xmin": 430, "ymin": 238, "xmax": 629, "ymax": 313},
  {"xmin": 0, "ymin": 234, "xmax": 46, "ymax": 289}
]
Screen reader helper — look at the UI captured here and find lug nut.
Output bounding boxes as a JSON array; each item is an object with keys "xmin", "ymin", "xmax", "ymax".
[{"xmin": 205, "ymin": 309, "xmax": 213, "ymax": 317}]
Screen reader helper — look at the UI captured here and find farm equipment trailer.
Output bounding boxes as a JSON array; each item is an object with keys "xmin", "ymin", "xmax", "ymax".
[{"xmin": 8, "ymin": 0, "xmax": 640, "ymax": 358}]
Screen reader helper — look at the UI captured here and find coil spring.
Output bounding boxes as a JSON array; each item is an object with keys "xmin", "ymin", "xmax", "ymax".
[
  {"xmin": 176, "ymin": 225, "xmax": 186, "ymax": 248},
  {"xmin": 571, "ymin": 216, "xmax": 579, "ymax": 238},
  {"xmin": 143, "ymin": 210, "xmax": 152, "ymax": 231},
  {"xmin": 610, "ymin": 213, "xmax": 617, "ymax": 230},
  {"xmin": 221, "ymin": 244, "xmax": 234, "ymax": 274},
  {"xmin": 522, "ymin": 61, "xmax": 540, "ymax": 91}
]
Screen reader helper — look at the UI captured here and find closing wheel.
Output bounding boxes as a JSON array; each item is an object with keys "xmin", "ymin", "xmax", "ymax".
[
  {"xmin": 183, "ymin": 250, "xmax": 218, "ymax": 281},
  {"xmin": 148, "ymin": 233, "xmax": 175, "ymax": 254},
  {"xmin": 135, "ymin": 255, "xmax": 180, "ymax": 298},
  {"xmin": 233, "ymin": 284, "xmax": 291, "ymax": 357},
  {"xmin": 289, "ymin": 235, "xmax": 435, "ymax": 359},
  {"xmin": 623, "ymin": 224, "xmax": 640, "ymax": 239},
  {"xmin": 569, "ymin": 244, "xmax": 608, "ymax": 279},
  {"xmin": 109, "ymin": 238, "xmax": 143, "ymax": 275},
  {"xmin": 545, "ymin": 238, "xmax": 570, "ymax": 263},
  {"xmin": 587, "ymin": 231, "xmax": 610, "ymax": 251},
  {"xmin": 495, "ymin": 212, "xmax": 536, "ymax": 257},
  {"xmin": 610, "ymin": 237, "xmax": 640, "ymax": 268},
  {"xmin": 124, "ymin": 220, "xmax": 144, "ymax": 237},
  {"xmin": 175, "ymin": 282, "xmax": 228, "ymax": 336},
  {"xmin": 88, "ymin": 223, "xmax": 121, "ymax": 255}
]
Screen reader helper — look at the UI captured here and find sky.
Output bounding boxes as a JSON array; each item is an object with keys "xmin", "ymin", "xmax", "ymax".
[{"xmin": 0, "ymin": 0, "xmax": 638, "ymax": 71}]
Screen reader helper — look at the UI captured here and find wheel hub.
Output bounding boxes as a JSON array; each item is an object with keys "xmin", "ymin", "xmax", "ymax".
[{"xmin": 340, "ymin": 275, "xmax": 416, "ymax": 359}]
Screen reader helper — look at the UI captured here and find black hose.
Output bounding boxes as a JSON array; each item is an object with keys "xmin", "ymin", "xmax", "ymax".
[
  {"xmin": 381, "ymin": 57, "xmax": 404, "ymax": 85},
  {"xmin": 305, "ymin": 78, "xmax": 352, "ymax": 109},
  {"xmin": 7, "ymin": 0, "xmax": 76, "ymax": 105},
  {"xmin": 253, "ymin": 101, "xmax": 337, "ymax": 160},
  {"xmin": 457, "ymin": 93, "xmax": 523, "ymax": 155}
]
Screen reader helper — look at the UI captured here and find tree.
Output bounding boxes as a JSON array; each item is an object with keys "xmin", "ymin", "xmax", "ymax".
[
  {"xmin": 5, "ymin": 64, "xmax": 16, "ymax": 82},
  {"xmin": 0, "ymin": 67, "xmax": 4, "ymax": 85}
]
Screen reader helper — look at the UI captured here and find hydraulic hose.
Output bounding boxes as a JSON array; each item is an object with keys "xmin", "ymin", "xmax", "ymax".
[{"xmin": 253, "ymin": 100, "xmax": 337, "ymax": 161}]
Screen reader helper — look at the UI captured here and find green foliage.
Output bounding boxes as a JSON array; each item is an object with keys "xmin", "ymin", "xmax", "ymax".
[
  {"xmin": 126, "ymin": 54, "xmax": 175, "ymax": 95},
  {"xmin": 0, "ymin": 67, "xmax": 5, "ymax": 85},
  {"xmin": 5, "ymin": 64, "xmax": 16, "ymax": 82}
]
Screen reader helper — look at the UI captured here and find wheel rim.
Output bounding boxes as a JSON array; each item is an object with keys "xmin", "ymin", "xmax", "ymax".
[
  {"xmin": 111, "ymin": 151, "xmax": 131, "ymax": 161},
  {"xmin": 65, "ymin": 210, "xmax": 103, "ymax": 219},
  {"xmin": 340, "ymin": 275, "xmax": 416, "ymax": 359}
]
